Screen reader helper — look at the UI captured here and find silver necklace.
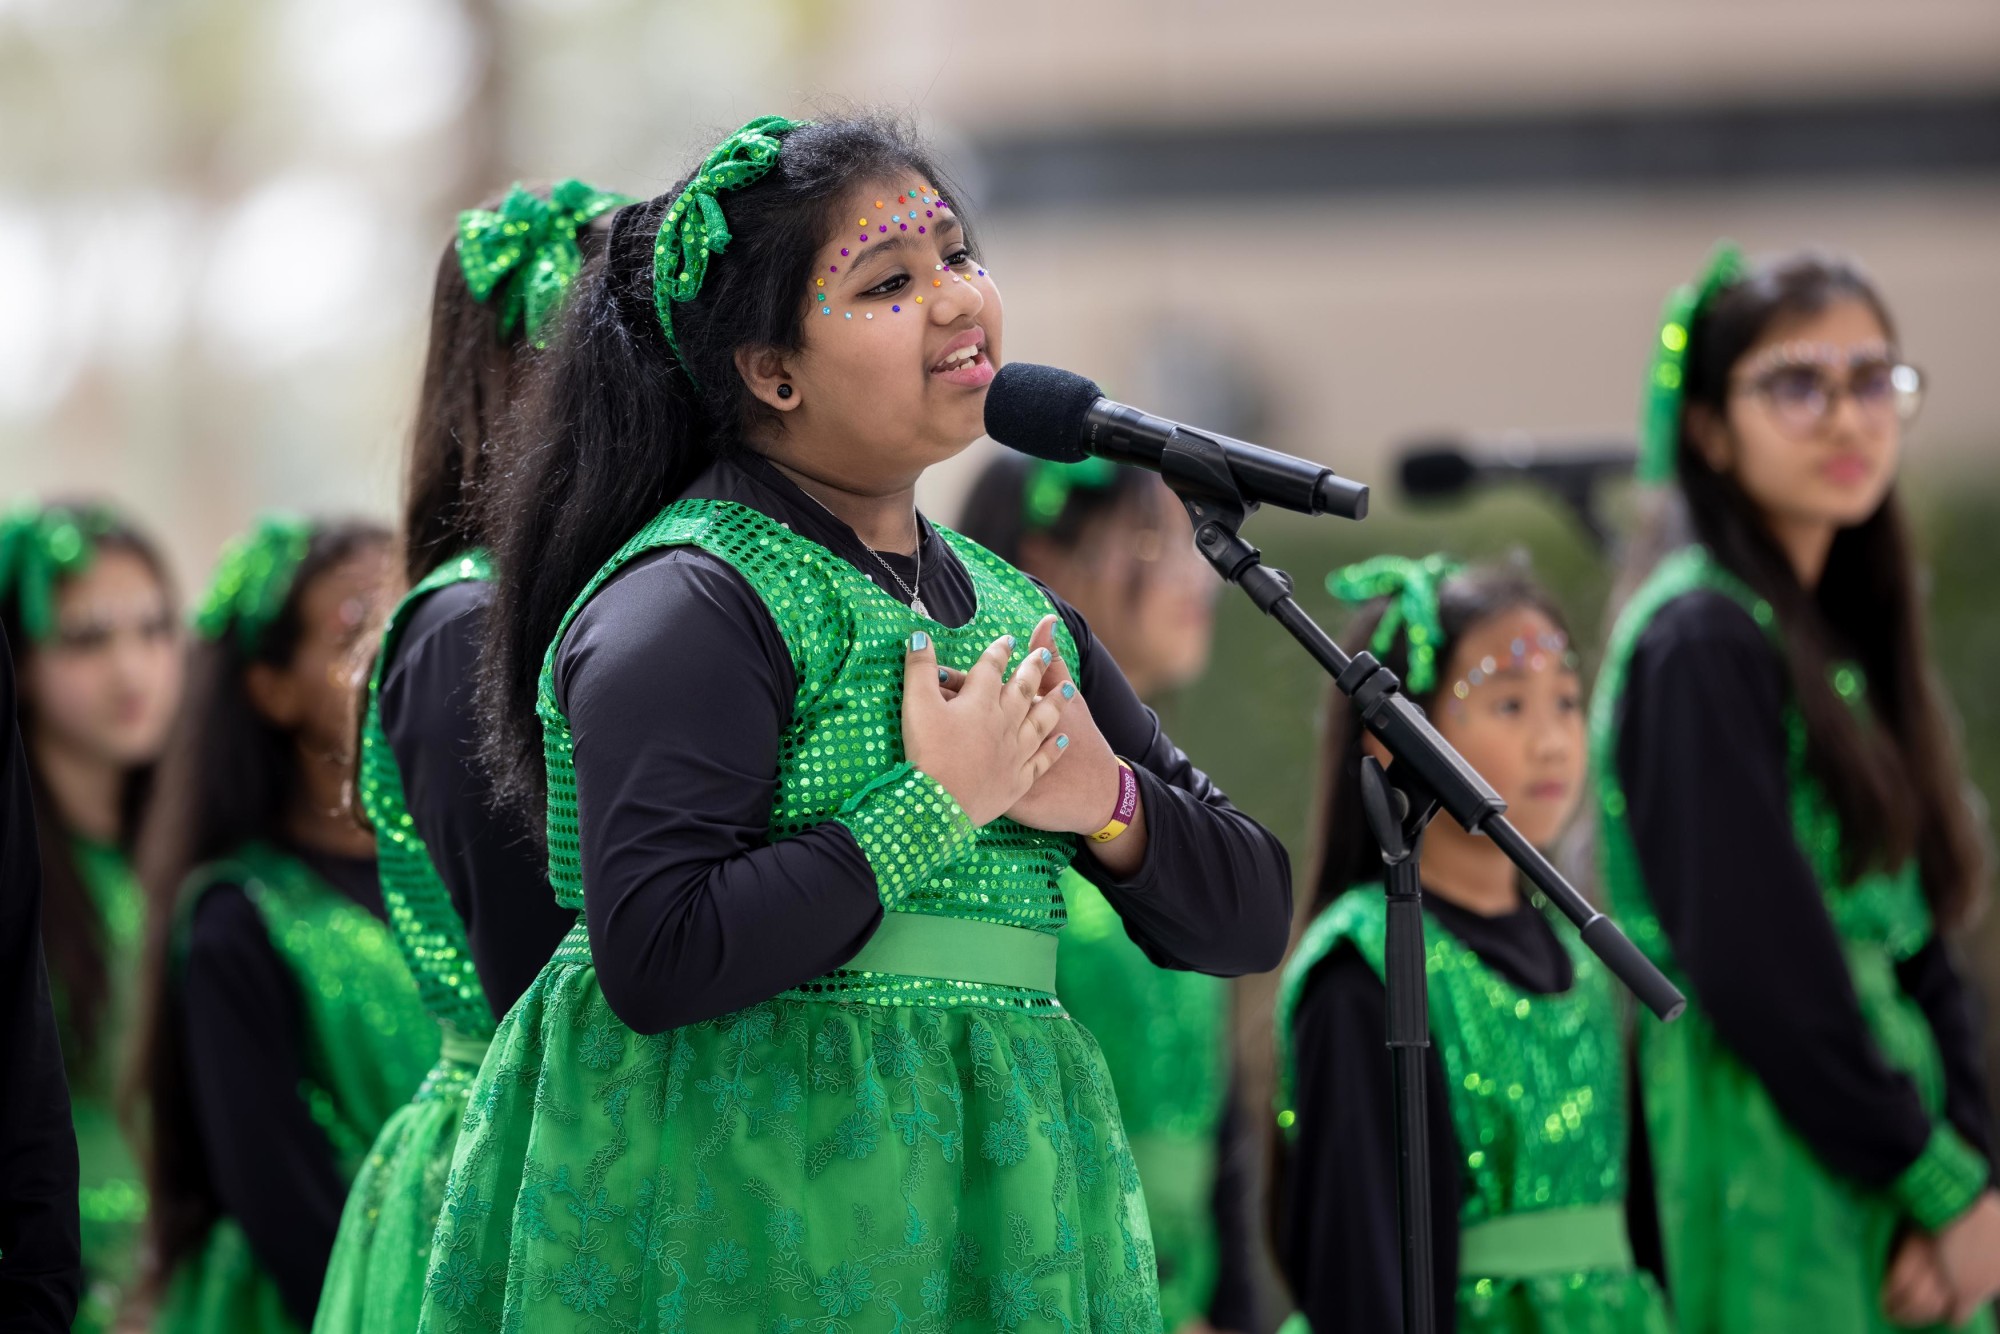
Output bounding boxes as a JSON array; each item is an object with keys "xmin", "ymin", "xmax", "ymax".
[{"xmin": 799, "ymin": 488, "xmax": 928, "ymax": 618}]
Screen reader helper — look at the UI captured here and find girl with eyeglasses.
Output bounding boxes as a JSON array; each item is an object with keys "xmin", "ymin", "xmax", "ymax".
[{"xmin": 1595, "ymin": 246, "xmax": 2000, "ymax": 1332}]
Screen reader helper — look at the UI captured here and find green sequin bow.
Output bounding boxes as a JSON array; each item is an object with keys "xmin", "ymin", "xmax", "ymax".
[
  {"xmin": 652, "ymin": 114, "xmax": 808, "ymax": 370},
  {"xmin": 1024, "ymin": 457, "xmax": 1120, "ymax": 527},
  {"xmin": 1326, "ymin": 552, "xmax": 1463, "ymax": 694},
  {"xmin": 192, "ymin": 513, "xmax": 312, "ymax": 653},
  {"xmin": 457, "ymin": 179, "xmax": 634, "ymax": 345},
  {"xmin": 0, "ymin": 503, "xmax": 116, "ymax": 641},
  {"xmin": 1638, "ymin": 239, "xmax": 1746, "ymax": 485}
]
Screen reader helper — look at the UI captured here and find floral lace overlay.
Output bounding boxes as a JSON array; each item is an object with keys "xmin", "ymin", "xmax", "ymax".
[{"xmin": 420, "ymin": 503, "xmax": 1161, "ymax": 1333}]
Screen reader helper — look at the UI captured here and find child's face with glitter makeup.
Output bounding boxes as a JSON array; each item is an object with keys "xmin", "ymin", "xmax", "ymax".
[{"xmin": 747, "ymin": 178, "xmax": 1002, "ymax": 490}]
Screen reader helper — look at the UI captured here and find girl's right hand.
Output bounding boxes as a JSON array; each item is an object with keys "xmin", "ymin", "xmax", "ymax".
[
  {"xmin": 1937, "ymin": 1191, "xmax": 2000, "ymax": 1324},
  {"xmin": 902, "ymin": 631, "xmax": 1070, "ymax": 827}
]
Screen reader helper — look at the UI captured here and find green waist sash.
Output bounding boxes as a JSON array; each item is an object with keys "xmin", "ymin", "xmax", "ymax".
[
  {"xmin": 414, "ymin": 1028, "xmax": 493, "ymax": 1102},
  {"xmin": 842, "ymin": 913, "xmax": 1059, "ymax": 993},
  {"xmin": 549, "ymin": 914, "xmax": 1059, "ymax": 998},
  {"xmin": 1458, "ymin": 1203, "xmax": 1634, "ymax": 1279}
]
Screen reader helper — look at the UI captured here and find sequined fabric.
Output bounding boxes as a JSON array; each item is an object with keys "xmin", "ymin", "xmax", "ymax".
[
  {"xmin": 1589, "ymin": 545, "xmax": 1991, "ymax": 1333},
  {"xmin": 316, "ymin": 555, "xmax": 504, "ymax": 1334},
  {"xmin": 0, "ymin": 502, "xmax": 116, "ymax": 640},
  {"xmin": 420, "ymin": 500, "xmax": 1163, "ymax": 1334},
  {"xmin": 154, "ymin": 843, "xmax": 437, "ymax": 1334},
  {"xmin": 1275, "ymin": 891, "xmax": 1666, "ymax": 1331},
  {"xmin": 191, "ymin": 514, "xmax": 312, "ymax": 652}
]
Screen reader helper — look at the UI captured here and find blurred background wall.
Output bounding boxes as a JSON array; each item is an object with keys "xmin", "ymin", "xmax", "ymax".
[{"xmin": 6, "ymin": 0, "xmax": 2000, "ymax": 1189}]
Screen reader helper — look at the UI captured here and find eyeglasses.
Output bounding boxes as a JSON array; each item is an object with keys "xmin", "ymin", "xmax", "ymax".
[{"xmin": 1731, "ymin": 343, "xmax": 1924, "ymax": 439}]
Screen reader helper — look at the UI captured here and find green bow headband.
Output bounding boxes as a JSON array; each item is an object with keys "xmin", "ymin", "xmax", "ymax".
[
  {"xmin": 1639, "ymin": 240, "xmax": 1746, "ymax": 485},
  {"xmin": 192, "ymin": 514, "xmax": 312, "ymax": 654},
  {"xmin": 1326, "ymin": 552, "xmax": 1464, "ymax": 694},
  {"xmin": 1023, "ymin": 457, "xmax": 1120, "ymax": 527},
  {"xmin": 457, "ymin": 178, "xmax": 634, "ymax": 346},
  {"xmin": 652, "ymin": 114, "xmax": 808, "ymax": 374},
  {"xmin": 0, "ymin": 503, "xmax": 118, "ymax": 641}
]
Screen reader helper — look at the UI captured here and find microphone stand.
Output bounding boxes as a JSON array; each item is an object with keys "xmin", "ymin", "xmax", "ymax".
[{"xmin": 1155, "ymin": 427, "xmax": 1686, "ymax": 1334}]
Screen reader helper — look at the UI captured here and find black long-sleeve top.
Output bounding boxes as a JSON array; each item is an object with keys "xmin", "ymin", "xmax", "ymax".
[
  {"xmin": 1615, "ymin": 590, "xmax": 1993, "ymax": 1205},
  {"xmin": 180, "ymin": 847, "xmax": 384, "ymax": 1328},
  {"xmin": 0, "ymin": 623, "xmax": 81, "ymax": 1333},
  {"xmin": 377, "ymin": 579, "xmax": 571, "ymax": 1017},
  {"xmin": 555, "ymin": 451, "xmax": 1293, "ymax": 1036},
  {"xmin": 1279, "ymin": 890, "xmax": 1573, "ymax": 1334}
]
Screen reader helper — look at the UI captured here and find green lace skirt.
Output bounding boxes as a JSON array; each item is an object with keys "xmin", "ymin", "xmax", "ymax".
[
  {"xmin": 419, "ymin": 936, "xmax": 1164, "ymax": 1333},
  {"xmin": 313, "ymin": 1033, "xmax": 488, "ymax": 1334}
]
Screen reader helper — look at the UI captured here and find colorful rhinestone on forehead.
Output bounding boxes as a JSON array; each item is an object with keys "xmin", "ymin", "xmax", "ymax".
[{"xmin": 1451, "ymin": 631, "xmax": 1577, "ymax": 700}]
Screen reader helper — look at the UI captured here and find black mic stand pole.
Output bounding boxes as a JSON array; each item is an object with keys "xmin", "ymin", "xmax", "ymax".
[
  {"xmin": 1152, "ymin": 426, "xmax": 1686, "ymax": 1334},
  {"xmin": 1359, "ymin": 755, "xmax": 1439, "ymax": 1334}
]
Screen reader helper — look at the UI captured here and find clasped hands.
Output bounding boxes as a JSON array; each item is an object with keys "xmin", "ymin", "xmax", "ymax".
[{"xmin": 900, "ymin": 614, "xmax": 1127, "ymax": 846}]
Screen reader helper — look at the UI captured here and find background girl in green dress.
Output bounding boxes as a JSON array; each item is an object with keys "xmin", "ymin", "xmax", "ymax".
[
  {"xmin": 1596, "ymin": 245, "xmax": 2000, "ymax": 1331},
  {"xmin": 958, "ymin": 455, "xmax": 1263, "ymax": 1334},
  {"xmin": 129, "ymin": 516, "xmax": 436, "ymax": 1332},
  {"xmin": 0, "ymin": 501, "xmax": 182, "ymax": 1331},
  {"xmin": 312, "ymin": 177, "xmax": 626, "ymax": 1334},
  {"xmin": 1275, "ymin": 556, "xmax": 1670, "ymax": 1333},
  {"xmin": 419, "ymin": 111, "xmax": 1292, "ymax": 1334}
]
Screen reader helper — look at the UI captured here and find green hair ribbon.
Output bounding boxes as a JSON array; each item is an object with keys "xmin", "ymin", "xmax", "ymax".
[
  {"xmin": 192, "ymin": 513, "xmax": 313, "ymax": 653},
  {"xmin": 1638, "ymin": 239, "xmax": 1746, "ymax": 485},
  {"xmin": 652, "ymin": 114, "xmax": 808, "ymax": 371},
  {"xmin": 457, "ymin": 178, "xmax": 635, "ymax": 346},
  {"xmin": 1023, "ymin": 457, "xmax": 1120, "ymax": 527},
  {"xmin": 0, "ymin": 503, "xmax": 117, "ymax": 641},
  {"xmin": 1326, "ymin": 552, "xmax": 1463, "ymax": 694}
]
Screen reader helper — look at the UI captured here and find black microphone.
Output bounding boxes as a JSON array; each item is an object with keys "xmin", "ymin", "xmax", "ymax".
[
  {"xmin": 1398, "ymin": 435, "xmax": 1636, "ymax": 502},
  {"xmin": 985, "ymin": 362, "xmax": 1369, "ymax": 520}
]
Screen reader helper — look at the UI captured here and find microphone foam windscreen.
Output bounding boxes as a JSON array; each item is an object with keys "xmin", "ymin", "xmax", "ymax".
[{"xmin": 982, "ymin": 362, "xmax": 1102, "ymax": 463}]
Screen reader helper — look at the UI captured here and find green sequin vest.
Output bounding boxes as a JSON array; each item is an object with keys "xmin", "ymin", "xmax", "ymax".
[
  {"xmin": 1591, "ymin": 545, "xmax": 1932, "ymax": 973},
  {"xmin": 359, "ymin": 552, "xmax": 497, "ymax": 1045},
  {"xmin": 537, "ymin": 498, "xmax": 1081, "ymax": 1006},
  {"xmin": 156, "ymin": 843, "xmax": 437, "ymax": 1334},
  {"xmin": 1589, "ymin": 544, "xmax": 1988, "ymax": 1333},
  {"xmin": 1276, "ymin": 891, "xmax": 1628, "ymax": 1232}
]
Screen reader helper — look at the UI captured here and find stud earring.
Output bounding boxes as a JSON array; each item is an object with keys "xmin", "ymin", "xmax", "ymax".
[{"xmin": 777, "ymin": 384, "xmax": 794, "ymax": 400}]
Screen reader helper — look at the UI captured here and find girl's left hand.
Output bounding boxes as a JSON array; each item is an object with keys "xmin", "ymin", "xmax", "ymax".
[{"xmin": 938, "ymin": 615, "xmax": 1121, "ymax": 837}]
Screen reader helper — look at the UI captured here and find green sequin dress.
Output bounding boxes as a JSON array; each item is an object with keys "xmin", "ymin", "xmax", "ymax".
[
  {"xmin": 1590, "ymin": 545, "xmax": 1992, "ymax": 1334},
  {"xmin": 1275, "ymin": 890, "xmax": 1670, "ymax": 1333},
  {"xmin": 420, "ymin": 499, "xmax": 1162, "ymax": 1334},
  {"xmin": 64, "ymin": 837, "xmax": 147, "ymax": 1333},
  {"xmin": 1055, "ymin": 868, "xmax": 1227, "ymax": 1328},
  {"xmin": 154, "ymin": 842, "xmax": 438, "ymax": 1334},
  {"xmin": 315, "ymin": 554, "xmax": 506, "ymax": 1334}
]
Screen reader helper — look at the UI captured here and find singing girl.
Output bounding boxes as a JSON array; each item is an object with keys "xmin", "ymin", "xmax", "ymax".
[
  {"xmin": 132, "ymin": 516, "xmax": 436, "ymax": 1332},
  {"xmin": 0, "ymin": 502, "xmax": 182, "ymax": 1331},
  {"xmin": 1596, "ymin": 246, "xmax": 2000, "ymax": 1331},
  {"xmin": 313, "ymin": 179, "xmax": 626, "ymax": 1334},
  {"xmin": 957, "ymin": 454, "xmax": 1259, "ymax": 1334},
  {"xmin": 418, "ymin": 112, "xmax": 1292, "ymax": 1334},
  {"xmin": 1275, "ymin": 556, "xmax": 1670, "ymax": 1333}
]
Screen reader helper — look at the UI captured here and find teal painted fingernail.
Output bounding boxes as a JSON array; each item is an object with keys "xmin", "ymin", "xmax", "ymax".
[
  {"xmin": 910, "ymin": 631, "xmax": 929, "ymax": 651},
  {"xmin": 938, "ymin": 667, "xmax": 949, "ymax": 683},
  {"xmin": 1000, "ymin": 635, "xmax": 1015, "ymax": 648},
  {"xmin": 1060, "ymin": 682, "xmax": 1075, "ymax": 700},
  {"xmin": 1056, "ymin": 734, "xmax": 1070, "ymax": 749},
  {"xmin": 1036, "ymin": 647, "xmax": 1052, "ymax": 664}
]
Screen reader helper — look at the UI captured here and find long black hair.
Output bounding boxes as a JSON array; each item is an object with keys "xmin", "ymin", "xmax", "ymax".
[
  {"xmin": 1305, "ymin": 563, "xmax": 1570, "ymax": 917},
  {"xmin": 128, "ymin": 518, "xmax": 389, "ymax": 1294},
  {"xmin": 0, "ymin": 504, "xmax": 172, "ymax": 1072},
  {"xmin": 1628, "ymin": 250, "xmax": 1983, "ymax": 928},
  {"xmin": 401, "ymin": 186, "xmax": 618, "ymax": 586},
  {"xmin": 478, "ymin": 112, "xmax": 969, "ymax": 818}
]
